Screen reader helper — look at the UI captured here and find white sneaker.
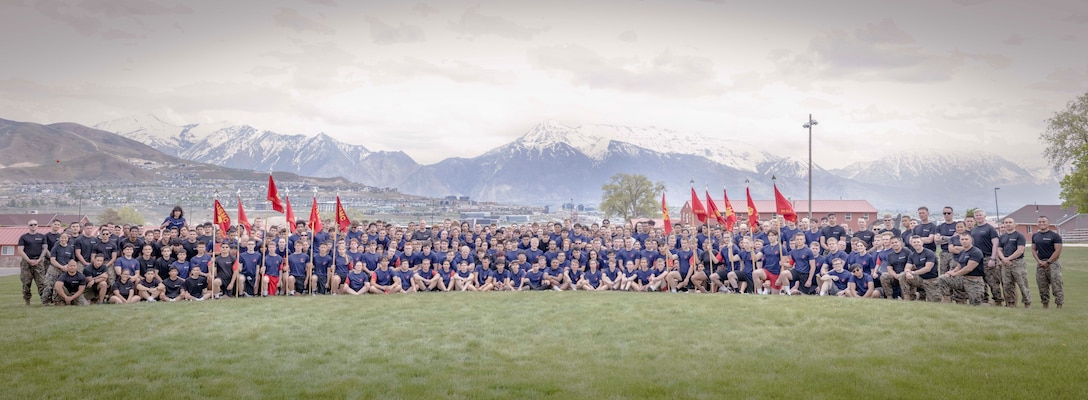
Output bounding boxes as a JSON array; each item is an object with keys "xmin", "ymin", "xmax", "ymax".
[
  {"xmin": 147, "ymin": 298, "xmax": 157, "ymax": 302},
  {"xmin": 571, "ymin": 286, "xmax": 578, "ymax": 291},
  {"xmin": 553, "ymin": 286, "xmax": 561, "ymax": 291}
]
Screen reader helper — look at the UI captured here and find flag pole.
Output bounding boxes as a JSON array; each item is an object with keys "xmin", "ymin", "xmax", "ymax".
[
  {"xmin": 773, "ymin": 176, "xmax": 783, "ymax": 260},
  {"xmin": 309, "ymin": 186, "xmax": 317, "ymax": 295},
  {"xmin": 283, "ymin": 185, "xmax": 290, "ymax": 295},
  {"xmin": 259, "ymin": 175, "xmax": 268, "ymax": 296},
  {"xmin": 211, "ymin": 189, "xmax": 218, "ymax": 299},
  {"xmin": 704, "ymin": 183, "xmax": 712, "ymax": 285},
  {"xmin": 332, "ymin": 187, "xmax": 340, "ymax": 294}
]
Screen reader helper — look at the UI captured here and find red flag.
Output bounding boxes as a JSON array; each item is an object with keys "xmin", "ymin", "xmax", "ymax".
[
  {"xmin": 212, "ymin": 199, "xmax": 231, "ymax": 236},
  {"xmin": 661, "ymin": 193, "xmax": 672, "ymax": 235},
  {"xmin": 267, "ymin": 175, "xmax": 285, "ymax": 213},
  {"xmin": 705, "ymin": 190, "xmax": 727, "ymax": 227},
  {"xmin": 237, "ymin": 196, "xmax": 252, "ymax": 236},
  {"xmin": 774, "ymin": 184, "xmax": 797, "ymax": 223},
  {"xmin": 746, "ymin": 186, "xmax": 759, "ymax": 230},
  {"xmin": 284, "ymin": 195, "xmax": 296, "ymax": 234},
  {"xmin": 722, "ymin": 188, "xmax": 737, "ymax": 231},
  {"xmin": 309, "ymin": 197, "xmax": 322, "ymax": 233},
  {"xmin": 690, "ymin": 187, "xmax": 707, "ymax": 224},
  {"xmin": 335, "ymin": 196, "xmax": 351, "ymax": 233}
]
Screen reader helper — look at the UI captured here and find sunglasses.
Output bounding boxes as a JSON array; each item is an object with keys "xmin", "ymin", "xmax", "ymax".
[
  {"xmin": 943, "ymin": 212, "xmax": 952, "ymax": 215},
  {"xmin": 28, "ymin": 224, "xmax": 37, "ymax": 226}
]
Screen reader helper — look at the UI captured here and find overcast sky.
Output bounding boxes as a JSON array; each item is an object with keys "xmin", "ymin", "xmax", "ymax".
[{"xmin": 1, "ymin": 0, "xmax": 1086, "ymax": 168}]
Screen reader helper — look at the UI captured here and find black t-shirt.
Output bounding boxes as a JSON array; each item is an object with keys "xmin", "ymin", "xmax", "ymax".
[
  {"xmin": 154, "ymin": 257, "xmax": 175, "ymax": 280},
  {"xmin": 181, "ymin": 240, "xmax": 200, "ymax": 261},
  {"xmin": 139, "ymin": 277, "xmax": 162, "ymax": 290},
  {"xmin": 999, "ymin": 232, "xmax": 1026, "ymax": 260},
  {"xmin": 1032, "ymin": 231, "xmax": 1062, "ymax": 260},
  {"xmin": 113, "ymin": 279, "xmax": 135, "ymax": 298},
  {"xmin": 884, "ymin": 249, "xmax": 910, "ymax": 273},
  {"xmin": 908, "ymin": 248, "xmax": 938, "ymax": 279},
  {"xmin": 820, "ymin": 226, "xmax": 846, "ymax": 243},
  {"xmin": 912, "ymin": 222, "xmax": 938, "ymax": 251},
  {"xmin": 958, "ymin": 247, "xmax": 985, "ymax": 276},
  {"xmin": 137, "ymin": 257, "xmax": 157, "ymax": 278},
  {"xmin": 57, "ymin": 272, "xmax": 87, "ymax": 294},
  {"xmin": 18, "ymin": 233, "xmax": 47, "ymax": 259},
  {"xmin": 937, "ymin": 222, "xmax": 958, "ymax": 251},
  {"xmin": 45, "ymin": 231, "xmax": 63, "ymax": 252},
  {"xmin": 51, "ymin": 243, "xmax": 77, "ymax": 267},
  {"xmin": 83, "ymin": 264, "xmax": 110, "ymax": 279},
  {"xmin": 163, "ymin": 277, "xmax": 185, "ymax": 298},
  {"xmin": 970, "ymin": 224, "xmax": 999, "ymax": 256},
  {"xmin": 73, "ymin": 235, "xmax": 99, "ymax": 263},
  {"xmin": 119, "ymin": 237, "xmax": 144, "ymax": 254},
  {"xmin": 215, "ymin": 256, "xmax": 236, "ymax": 280},
  {"xmin": 184, "ymin": 276, "xmax": 208, "ymax": 296},
  {"xmin": 92, "ymin": 241, "xmax": 118, "ymax": 260},
  {"xmin": 853, "ymin": 230, "xmax": 875, "ymax": 249}
]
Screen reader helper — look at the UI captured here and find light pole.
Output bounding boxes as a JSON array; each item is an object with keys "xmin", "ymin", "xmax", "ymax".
[
  {"xmin": 802, "ymin": 114, "xmax": 818, "ymax": 221},
  {"xmin": 994, "ymin": 187, "xmax": 1001, "ymax": 221}
]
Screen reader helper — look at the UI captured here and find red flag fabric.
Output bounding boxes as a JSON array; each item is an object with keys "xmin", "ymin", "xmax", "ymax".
[
  {"xmin": 774, "ymin": 184, "xmax": 798, "ymax": 223},
  {"xmin": 661, "ymin": 193, "xmax": 672, "ymax": 235},
  {"xmin": 213, "ymin": 199, "xmax": 231, "ymax": 236},
  {"xmin": 309, "ymin": 197, "xmax": 322, "ymax": 233},
  {"xmin": 267, "ymin": 175, "xmax": 285, "ymax": 213},
  {"xmin": 690, "ymin": 187, "xmax": 707, "ymax": 224},
  {"xmin": 722, "ymin": 188, "xmax": 737, "ymax": 232},
  {"xmin": 335, "ymin": 196, "xmax": 351, "ymax": 233},
  {"xmin": 705, "ymin": 190, "xmax": 727, "ymax": 226},
  {"xmin": 237, "ymin": 196, "xmax": 252, "ymax": 236},
  {"xmin": 746, "ymin": 187, "xmax": 760, "ymax": 230},
  {"xmin": 284, "ymin": 196, "xmax": 296, "ymax": 234}
]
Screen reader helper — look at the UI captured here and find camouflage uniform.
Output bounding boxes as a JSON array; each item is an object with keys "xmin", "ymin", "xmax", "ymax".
[
  {"xmin": 20, "ymin": 259, "xmax": 49, "ymax": 305},
  {"xmin": 938, "ymin": 251, "xmax": 954, "ymax": 275},
  {"xmin": 938, "ymin": 274, "xmax": 984, "ymax": 305},
  {"xmin": 982, "ymin": 256, "xmax": 1004, "ymax": 305},
  {"xmin": 1036, "ymin": 262, "xmax": 1064, "ymax": 308},
  {"xmin": 1001, "ymin": 258, "xmax": 1030, "ymax": 307},
  {"xmin": 899, "ymin": 273, "xmax": 923, "ymax": 301},
  {"xmin": 53, "ymin": 286, "xmax": 89, "ymax": 306},
  {"xmin": 39, "ymin": 263, "xmax": 64, "ymax": 306},
  {"xmin": 901, "ymin": 273, "xmax": 941, "ymax": 302}
]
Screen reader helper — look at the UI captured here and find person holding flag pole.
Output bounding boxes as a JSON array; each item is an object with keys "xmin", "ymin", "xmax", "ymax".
[
  {"xmin": 307, "ymin": 187, "xmax": 321, "ymax": 295},
  {"xmin": 263, "ymin": 172, "xmax": 286, "ymax": 296},
  {"xmin": 210, "ymin": 190, "xmax": 234, "ymax": 299}
]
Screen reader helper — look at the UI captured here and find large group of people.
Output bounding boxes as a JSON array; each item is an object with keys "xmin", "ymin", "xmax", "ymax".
[{"xmin": 16, "ymin": 205, "xmax": 1065, "ymax": 309}]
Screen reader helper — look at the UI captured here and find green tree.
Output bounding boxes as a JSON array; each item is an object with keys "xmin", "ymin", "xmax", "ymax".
[
  {"xmin": 600, "ymin": 173, "xmax": 665, "ymax": 223},
  {"xmin": 98, "ymin": 207, "xmax": 145, "ymax": 225},
  {"xmin": 1041, "ymin": 90, "xmax": 1088, "ymax": 209}
]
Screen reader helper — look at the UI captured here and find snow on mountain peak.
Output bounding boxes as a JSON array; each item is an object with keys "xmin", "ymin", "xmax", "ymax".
[{"xmin": 513, "ymin": 122, "xmax": 778, "ymax": 171}]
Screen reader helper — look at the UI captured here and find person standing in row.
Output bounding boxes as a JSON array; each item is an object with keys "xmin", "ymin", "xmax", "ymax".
[{"xmin": 1031, "ymin": 216, "xmax": 1063, "ymax": 310}]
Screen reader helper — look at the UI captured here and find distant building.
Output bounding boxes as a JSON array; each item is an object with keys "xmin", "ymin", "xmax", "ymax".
[
  {"xmin": 1003, "ymin": 204, "xmax": 1086, "ymax": 241},
  {"xmin": 680, "ymin": 200, "xmax": 878, "ymax": 232},
  {"xmin": 0, "ymin": 213, "xmax": 92, "ymax": 228}
]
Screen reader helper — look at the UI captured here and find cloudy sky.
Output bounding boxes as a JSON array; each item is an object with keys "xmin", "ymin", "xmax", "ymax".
[{"xmin": 1, "ymin": 0, "xmax": 1086, "ymax": 168}]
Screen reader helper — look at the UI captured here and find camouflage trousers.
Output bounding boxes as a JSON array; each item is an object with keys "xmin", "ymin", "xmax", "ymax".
[
  {"xmin": 938, "ymin": 274, "xmax": 985, "ymax": 305},
  {"xmin": 53, "ymin": 286, "xmax": 89, "ymax": 306},
  {"xmin": 20, "ymin": 259, "xmax": 48, "ymax": 304},
  {"xmin": 40, "ymin": 264, "xmax": 64, "ymax": 305},
  {"xmin": 900, "ymin": 274, "xmax": 941, "ymax": 302},
  {"xmin": 982, "ymin": 256, "xmax": 1004, "ymax": 304},
  {"xmin": 1001, "ymin": 258, "xmax": 1031, "ymax": 307},
  {"xmin": 1036, "ymin": 262, "xmax": 1064, "ymax": 307},
  {"xmin": 938, "ymin": 251, "xmax": 954, "ymax": 275}
]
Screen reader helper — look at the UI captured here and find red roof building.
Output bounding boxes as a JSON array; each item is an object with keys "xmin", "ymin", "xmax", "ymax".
[{"xmin": 1002, "ymin": 204, "xmax": 1087, "ymax": 241}]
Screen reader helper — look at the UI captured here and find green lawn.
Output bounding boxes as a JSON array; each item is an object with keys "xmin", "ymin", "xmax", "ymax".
[{"xmin": 1, "ymin": 249, "xmax": 1086, "ymax": 399}]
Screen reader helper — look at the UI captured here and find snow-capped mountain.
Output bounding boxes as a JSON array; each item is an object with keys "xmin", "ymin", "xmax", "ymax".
[{"xmin": 96, "ymin": 114, "xmax": 420, "ymax": 188}]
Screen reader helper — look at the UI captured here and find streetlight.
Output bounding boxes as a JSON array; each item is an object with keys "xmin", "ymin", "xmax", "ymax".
[
  {"xmin": 994, "ymin": 187, "xmax": 1001, "ymax": 221},
  {"xmin": 802, "ymin": 114, "xmax": 818, "ymax": 221}
]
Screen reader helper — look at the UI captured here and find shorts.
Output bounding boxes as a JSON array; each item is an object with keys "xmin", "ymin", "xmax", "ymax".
[
  {"xmin": 529, "ymin": 282, "xmax": 547, "ymax": 290},
  {"xmin": 764, "ymin": 271, "xmax": 781, "ymax": 290},
  {"xmin": 292, "ymin": 275, "xmax": 307, "ymax": 294},
  {"xmin": 166, "ymin": 292, "xmax": 181, "ymax": 300},
  {"xmin": 265, "ymin": 275, "xmax": 279, "ymax": 296},
  {"xmin": 828, "ymin": 285, "xmax": 843, "ymax": 296},
  {"xmin": 242, "ymin": 274, "xmax": 258, "ymax": 296},
  {"xmin": 313, "ymin": 275, "xmax": 329, "ymax": 295}
]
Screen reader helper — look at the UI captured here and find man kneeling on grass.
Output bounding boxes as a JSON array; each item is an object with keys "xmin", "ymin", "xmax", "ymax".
[
  {"xmin": 53, "ymin": 260, "xmax": 89, "ymax": 306},
  {"xmin": 938, "ymin": 234, "xmax": 985, "ymax": 305}
]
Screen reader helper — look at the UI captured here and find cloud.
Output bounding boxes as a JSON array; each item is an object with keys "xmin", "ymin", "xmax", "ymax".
[
  {"xmin": 528, "ymin": 44, "xmax": 724, "ymax": 97},
  {"xmin": 449, "ymin": 6, "xmax": 548, "ymax": 40},
  {"xmin": 76, "ymin": 0, "xmax": 192, "ymax": 18},
  {"xmin": 854, "ymin": 18, "xmax": 914, "ymax": 45},
  {"xmin": 304, "ymin": 0, "xmax": 338, "ymax": 6},
  {"xmin": 1064, "ymin": 14, "xmax": 1088, "ymax": 24},
  {"xmin": 30, "ymin": 0, "xmax": 191, "ymax": 38},
  {"xmin": 1061, "ymin": 34, "xmax": 1077, "ymax": 41},
  {"xmin": 1028, "ymin": 66, "xmax": 1088, "ymax": 91},
  {"xmin": 365, "ymin": 17, "xmax": 425, "ymax": 45},
  {"xmin": 369, "ymin": 58, "xmax": 514, "ymax": 85},
  {"xmin": 261, "ymin": 41, "xmax": 358, "ymax": 91},
  {"xmin": 617, "ymin": 30, "xmax": 638, "ymax": 43},
  {"xmin": 273, "ymin": 8, "xmax": 335, "ymax": 35},
  {"xmin": 412, "ymin": 3, "xmax": 439, "ymax": 17},
  {"xmin": 1003, "ymin": 34, "xmax": 1027, "ymax": 45}
]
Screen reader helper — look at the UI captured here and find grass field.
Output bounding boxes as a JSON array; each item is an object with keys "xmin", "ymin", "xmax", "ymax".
[{"xmin": 1, "ymin": 249, "xmax": 1086, "ymax": 399}]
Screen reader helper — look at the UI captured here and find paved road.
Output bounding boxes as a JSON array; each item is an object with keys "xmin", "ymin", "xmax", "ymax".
[{"xmin": 0, "ymin": 268, "xmax": 18, "ymax": 277}]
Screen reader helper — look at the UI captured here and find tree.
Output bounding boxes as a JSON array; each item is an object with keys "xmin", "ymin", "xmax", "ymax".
[
  {"xmin": 98, "ymin": 206, "xmax": 145, "ymax": 226},
  {"xmin": 1041, "ymin": 90, "xmax": 1088, "ymax": 209},
  {"xmin": 600, "ymin": 173, "xmax": 665, "ymax": 223}
]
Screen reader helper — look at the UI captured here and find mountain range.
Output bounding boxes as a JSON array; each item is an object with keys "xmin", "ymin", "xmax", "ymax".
[{"xmin": 88, "ymin": 114, "xmax": 1061, "ymax": 211}]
